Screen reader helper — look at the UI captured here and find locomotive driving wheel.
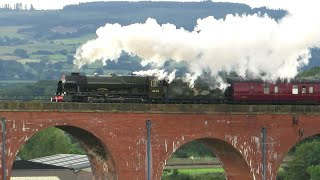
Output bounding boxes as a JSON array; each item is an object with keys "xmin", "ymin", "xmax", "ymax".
[
  {"xmin": 97, "ymin": 88, "xmax": 109, "ymax": 102},
  {"xmin": 97, "ymin": 88, "xmax": 109, "ymax": 96}
]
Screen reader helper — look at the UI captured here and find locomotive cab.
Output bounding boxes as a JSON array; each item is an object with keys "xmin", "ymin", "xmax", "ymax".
[
  {"xmin": 224, "ymin": 86, "xmax": 233, "ymax": 98},
  {"xmin": 148, "ymin": 78, "xmax": 169, "ymax": 101}
]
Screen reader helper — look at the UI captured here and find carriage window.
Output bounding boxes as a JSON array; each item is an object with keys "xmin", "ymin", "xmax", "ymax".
[
  {"xmin": 302, "ymin": 86, "xmax": 306, "ymax": 94},
  {"xmin": 274, "ymin": 86, "xmax": 278, "ymax": 94},
  {"xmin": 309, "ymin": 86, "xmax": 314, "ymax": 94},
  {"xmin": 292, "ymin": 85, "xmax": 298, "ymax": 94},
  {"xmin": 151, "ymin": 80, "xmax": 159, "ymax": 87},
  {"xmin": 263, "ymin": 84, "xmax": 270, "ymax": 94},
  {"xmin": 250, "ymin": 85, "xmax": 254, "ymax": 92}
]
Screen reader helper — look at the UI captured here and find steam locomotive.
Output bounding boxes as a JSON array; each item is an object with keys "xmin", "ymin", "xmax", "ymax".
[{"xmin": 52, "ymin": 72, "xmax": 169, "ymax": 103}]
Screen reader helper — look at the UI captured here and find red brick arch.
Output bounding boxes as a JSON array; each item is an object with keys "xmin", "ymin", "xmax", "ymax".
[
  {"xmin": 2, "ymin": 113, "xmax": 117, "ymax": 180},
  {"xmin": 159, "ymin": 137, "xmax": 252, "ymax": 180}
]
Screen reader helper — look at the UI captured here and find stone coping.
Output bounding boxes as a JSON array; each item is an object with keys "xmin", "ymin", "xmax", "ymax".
[{"xmin": 1, "ymin": 102, "xmax": 320, "ymax": 114}]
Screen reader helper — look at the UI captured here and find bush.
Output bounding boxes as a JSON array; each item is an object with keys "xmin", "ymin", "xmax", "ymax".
[
  {"xmin": 161, "ymin": 170, "xmax": 225, "ymax": 180},
  {"xmin": 31, "ymin": 50, "xmax": 54, "ymax": 55},
  {"xmin": 307, "ymin": 165, "xmax": 320, "ymax": 180},
  {"xmin": 277, "ymin": 169, "xmax": 285, "ymax": 180},
  {"xmin": 13, "ymin": 48, "xmax": 29, "ymax": 58},
  {"xmin": 282, "ymin": 140, "xmax": 320, "ymax": 180}
]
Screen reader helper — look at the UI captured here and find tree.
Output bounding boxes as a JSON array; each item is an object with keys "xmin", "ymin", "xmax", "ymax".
[
  {"xmin": 283, "ymin": 140, "xmax": 320, "ymax": 180},
  {"xmin": 30, "ymin": 4, "xmax": 34, "ymax": 11},
  {"xmin": 57, "ymin": 49, "xmax": 68, "ymax": 55},
  {"xmin": 18, "ymin": 127, "xmax": 84, "ymax": 160},
  {"xmin": 172, "ymin": 141, "xmax": 214, "ymax": 158},
  {"xmin": 13, "ymin": 48, "xmax": 29, "ymax": 58},
  {"xmin": 14, "ymin": 3, "xmax": 23, "ymax": 10},
  {"xmin": 0, "ymin": 60, "xmax": 26, "ymax": 79},
  {"xmin": 307, "ymin": 165, "xmax": 320, "ymax": 180}
]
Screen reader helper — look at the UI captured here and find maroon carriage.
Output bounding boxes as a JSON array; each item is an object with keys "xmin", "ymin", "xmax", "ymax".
[{"xmin": 225, "ymin": 77, "xmax": 320, "ymax": 103}]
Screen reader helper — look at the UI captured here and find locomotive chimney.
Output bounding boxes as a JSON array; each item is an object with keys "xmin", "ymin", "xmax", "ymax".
[{"xmin": 71, "ymin": 72, "xmax": 80, "ymax": 76}]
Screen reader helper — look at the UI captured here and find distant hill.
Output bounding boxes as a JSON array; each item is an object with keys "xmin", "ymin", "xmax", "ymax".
[
  {"xmin": 0, "ymin": 1, "xmax": 318, "ymax": 81},
  {"xmin": 62, "ymin": 1, "xmax": 286, "ymax": 29},
  {"xmin": 0, "ymin": 1, "xmax": 286, "ymax": 33}
]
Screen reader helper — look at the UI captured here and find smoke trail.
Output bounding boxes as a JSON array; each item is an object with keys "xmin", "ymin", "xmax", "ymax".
[
  {"xmin": 73, "ymin": 1, "xmax": 320, "ymax": 87},
  {"xmin": 132, "ymin": 69, "xmax": 176, "ymax": 83}
]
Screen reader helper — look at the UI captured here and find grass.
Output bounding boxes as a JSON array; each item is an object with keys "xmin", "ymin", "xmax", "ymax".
[
  {"xmin": 0, "ymin": 26, "xmax": 29, "ymax": 38},
  {"xmin": 178, "ymin": 168, "xmax": 225, "ymax": 175},
  {"xmin": 0, "ymin": 43, "xmax": 75, "ymax": 54},
  {"xmin": 54, "ymin": 34, "xmax": 97, "ymax": 45},
  {"xmin": 0, "ymin": 24, "xmax": 93, "ymax": 59},
  {"xmin": 0, "ymin": 55, "xmax": 19, "ymax": 60},
  {"xmin": 21, "ymin": 43, "xmax": 75, "ymax": 53},
  {"xmin": 16, "ymin": 58, "xmax": 41, "ymax": 63},
  {"xmin": 0, "ymin": 80, "xmax": 38, "ymax": 84},
  {"xmin": 162, "ymin": 168, "xmax": 226, "ymax": 180},
  {"xmin": 29, "ymin": 54, "xmax": 67, "ymax": 61}
]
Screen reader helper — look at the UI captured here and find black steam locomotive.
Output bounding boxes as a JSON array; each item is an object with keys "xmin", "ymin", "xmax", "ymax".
[{"xmin": 52, "ymin": 72, "xmax": 169, "ymax": 103}]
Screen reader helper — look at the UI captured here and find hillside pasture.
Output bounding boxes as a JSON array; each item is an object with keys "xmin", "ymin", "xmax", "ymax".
[
  {"xmin": 0, "ymin": 26, "xmax": 29, "ymax": 38},
  {"xmin": 0, "ymin": 42, "xmax": 76, "ymax": 55},
  {"xmin": 29, "ymin": 54, "xmax": 68, "ymax": 61},
  {"xmin": 0, "ymin": 55, "xmax": 19, "ymax": 61},
  {"xmin": 53, "ymin": 33, "xmax": 97, "ymax": 45}
]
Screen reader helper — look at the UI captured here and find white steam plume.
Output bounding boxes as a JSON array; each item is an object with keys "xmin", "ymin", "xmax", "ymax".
[
  {"xmin": 132, "ymin": 69, "xmax": 176, "ymax": 83},
  {"xmin": 74, "ymin": 1, "xmax": 320, "ymax": 87}
]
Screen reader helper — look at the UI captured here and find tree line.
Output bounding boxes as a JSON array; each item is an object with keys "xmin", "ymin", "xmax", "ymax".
[{"xmin": 0, "ymin": 3, "xmax": 35, "ymax": 11}]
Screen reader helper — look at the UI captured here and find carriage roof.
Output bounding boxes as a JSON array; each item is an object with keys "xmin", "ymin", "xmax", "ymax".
[{"xmin": 227, "ymin": 77, "xmax": 320, "ymax": 84}]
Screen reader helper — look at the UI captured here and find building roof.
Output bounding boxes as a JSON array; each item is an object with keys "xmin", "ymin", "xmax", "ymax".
[
  {"xmin": 13, "ymin": 160, "xmax": 70, "ymax": 170},
  {"xmin": 11, "ymin": 177, "xmax": 60, "ymax": 180},
  {"xmin": 30, "ymin": 154, "xmax": 90, "ymax": 171}
]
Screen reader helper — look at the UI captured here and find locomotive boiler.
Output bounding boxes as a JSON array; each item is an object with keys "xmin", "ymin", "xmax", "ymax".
[{"xmin": 52, "ymin": 72, "xmax": 169, "ymax": 103}]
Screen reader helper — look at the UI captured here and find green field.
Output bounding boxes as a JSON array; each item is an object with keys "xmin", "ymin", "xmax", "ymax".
[
  {"xmin": 54, "ymin": 34, "xmax": 97, "ymax": 45},
  {"xmin": 0, "ymin": 26, "xmax": 29, "ymax": 38},
  {"xmin": 0, "ymin": 26, "xmax": 95, "ymax": 59},
  {"xmin": 178, "ymin": 168, "xmax": 225, "ymax": 174},
  {"xmin": 162, "ymin": 168, "xmax": 226, "ymax": 180},
  {"xmin": 0, "ymin": 79, "xmax": 38, "ymax": 84}
]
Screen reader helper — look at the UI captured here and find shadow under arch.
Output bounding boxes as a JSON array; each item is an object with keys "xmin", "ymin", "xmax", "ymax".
[
  {"xmin": 163, "ymin": 138, "xmax": 252, "ymax": 180},
  {"xmin": 56, "ymin": 125, "xmax": 117, "ymax": 180}
]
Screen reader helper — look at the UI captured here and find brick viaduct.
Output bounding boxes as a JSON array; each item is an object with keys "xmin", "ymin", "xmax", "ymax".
[{"xmin": 1, "ymin": 102, "xmax": 320, "ymax": 180}]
